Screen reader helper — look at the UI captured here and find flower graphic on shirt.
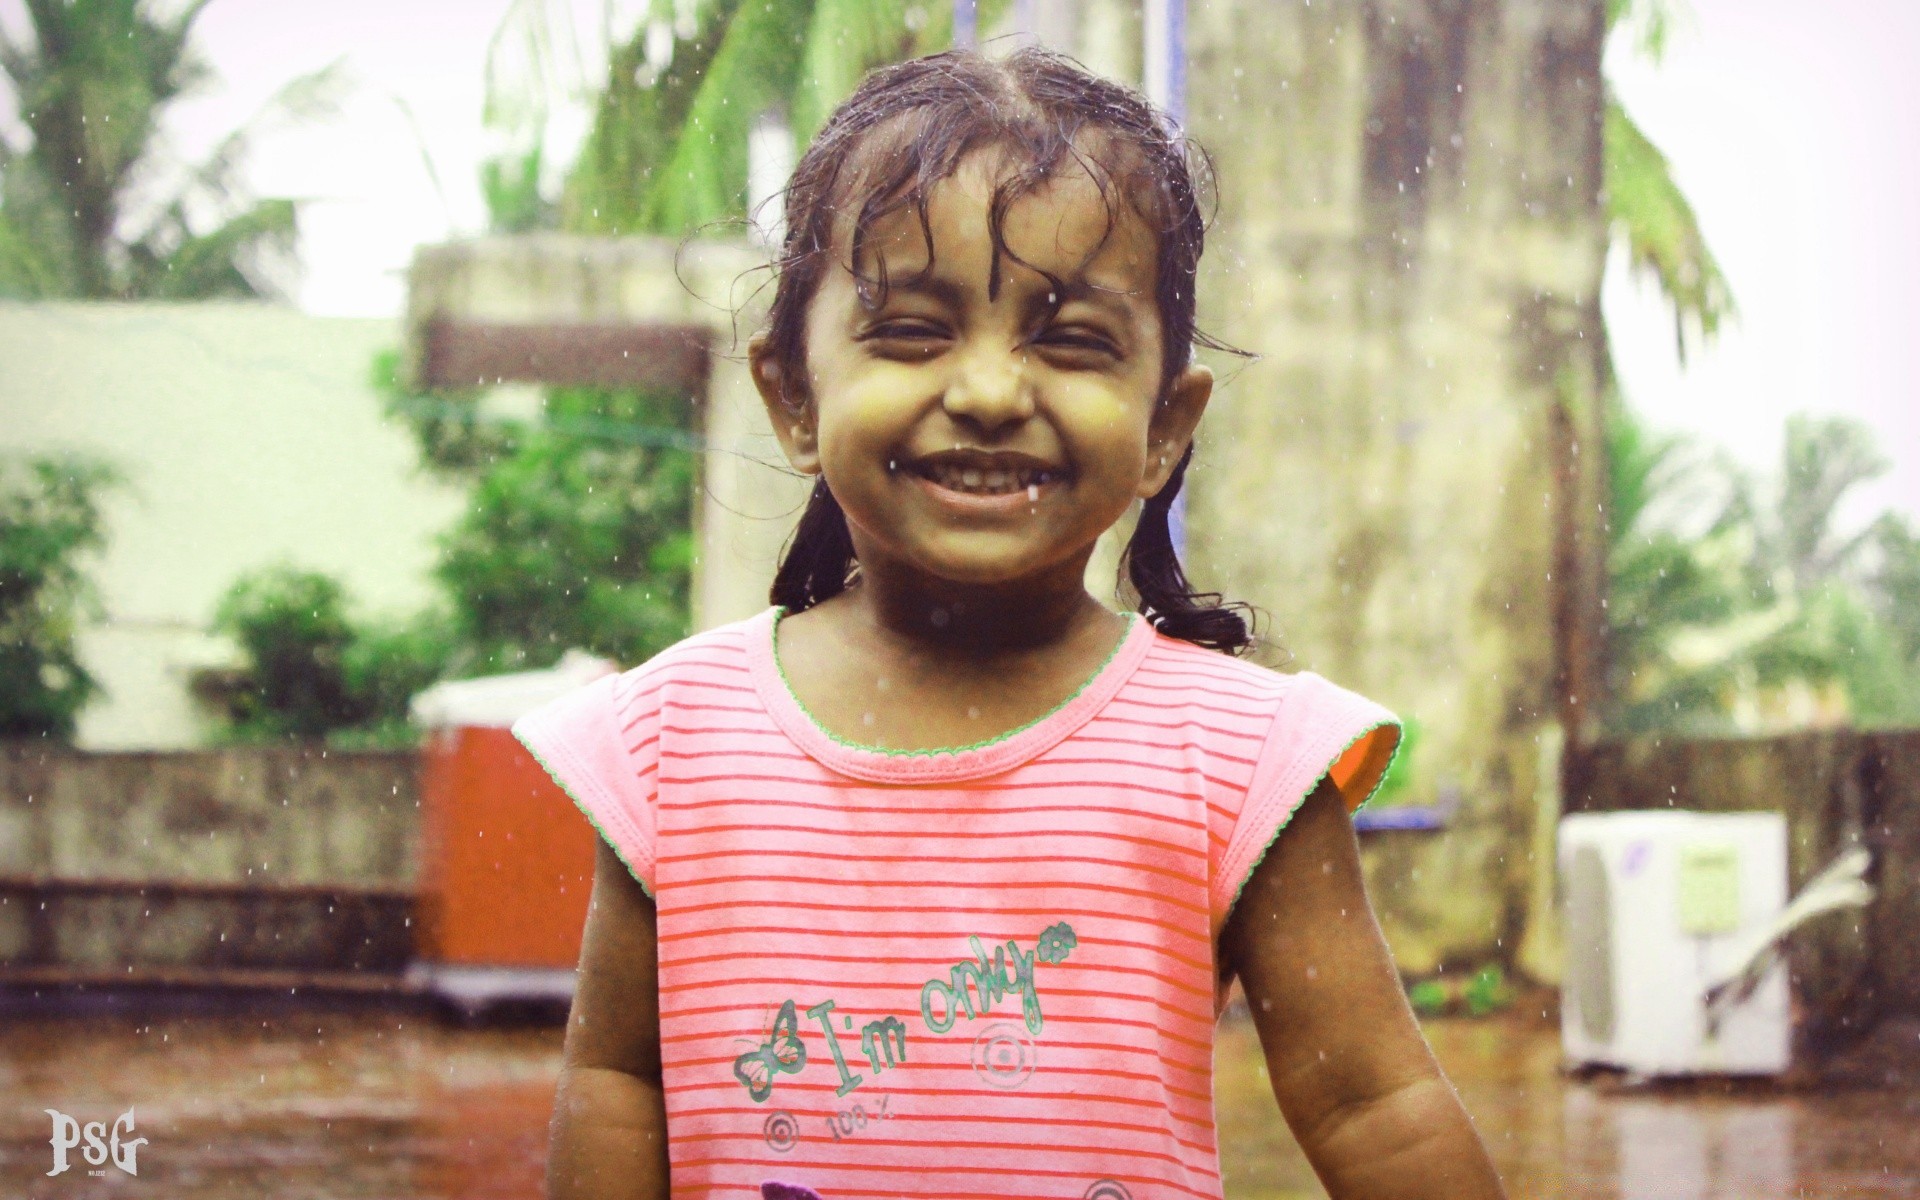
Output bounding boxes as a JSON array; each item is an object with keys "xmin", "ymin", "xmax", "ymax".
[
  {"xmin": 1035, "ymin": 921, "xmax": 1078, "ymax": 965},
  {"xmin": 734, "ymin": 1000, "xmax": 808, "ymax": 1103}
]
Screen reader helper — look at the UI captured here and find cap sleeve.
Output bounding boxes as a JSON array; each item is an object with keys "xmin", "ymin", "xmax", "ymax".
[
  {"xmin": 1211, "ymin": 671, "xmax": 1401, "ymax": 929},
  {"xmin": 511, "ymin": 671, "xmax": 659, "ymax": 897}
]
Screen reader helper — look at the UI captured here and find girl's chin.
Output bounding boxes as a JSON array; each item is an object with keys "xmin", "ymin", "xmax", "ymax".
[{"xmin": 878, "ymin": 537, "xmax": 1089, "ymax": 591}]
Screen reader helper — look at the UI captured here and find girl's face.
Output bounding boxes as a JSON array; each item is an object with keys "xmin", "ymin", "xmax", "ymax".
[{"xmin": 753, "ymin": 151, "xmax": 1211, "ymax": 592}]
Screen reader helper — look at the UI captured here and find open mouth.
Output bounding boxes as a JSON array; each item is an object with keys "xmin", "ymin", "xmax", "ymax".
[{"xmin": 901, "ymin": 452, "xmax": 1066, "ymax": 497}]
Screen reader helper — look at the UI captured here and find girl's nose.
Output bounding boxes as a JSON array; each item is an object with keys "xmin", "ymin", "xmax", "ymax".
[{"xmin": 941, "ymin": 346, "xmax": 1035, "ymax": 433}]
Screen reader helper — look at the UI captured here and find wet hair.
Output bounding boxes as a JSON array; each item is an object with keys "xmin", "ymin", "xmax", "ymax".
[{"xmin": 762, "ymin": 45, "xmax": 1254, "ymax": 656}]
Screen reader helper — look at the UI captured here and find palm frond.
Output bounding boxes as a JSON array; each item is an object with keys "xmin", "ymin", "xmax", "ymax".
[
  {"xmin": 1606, "ymin": 0, "xmax": 1684, "ymax": 64},
  {"xmin": 562, "ymin": 0, "xmax": 747, "ymax": 233},
  {"xmin": 1604, "ymin": 90, "xmax": 1734, "ymax": 361},
  {"xmin": 1776, "ymin": 414, "xmax": 1889, "ymax": 586},
  {"xmin": 792, "ymin": 0, "xmax": 919, "ymax": 140},
  {"xmin": 127, "ymin": 197, "xmax": 297, "ymax": 299},
  {"xmin": 642, "ymin": 0, "xmax": 814, "ymax": 234}
]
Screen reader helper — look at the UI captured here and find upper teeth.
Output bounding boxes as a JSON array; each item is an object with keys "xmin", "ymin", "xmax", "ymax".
[{"xmin": 921, "ymin": 462, "xmax": 1054, "ymax": 493}]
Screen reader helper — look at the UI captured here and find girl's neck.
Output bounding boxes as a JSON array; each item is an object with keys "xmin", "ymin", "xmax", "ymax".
[{"xmin": 838, "ymin": 558, "xmax": 1117, "ymax": 662}]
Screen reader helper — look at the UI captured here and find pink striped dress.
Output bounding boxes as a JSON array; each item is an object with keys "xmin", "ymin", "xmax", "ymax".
[{"xmin": 512, "ymin": 605, "xmax": 1399, "ymax": 1200}]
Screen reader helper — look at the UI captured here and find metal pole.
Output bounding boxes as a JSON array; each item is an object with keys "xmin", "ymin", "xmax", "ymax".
[
  {"xmin": 954, "ymin": 0, "xmax": 978, "ymax": 48},
  {"xmin": 1143, "ymin": 0, "xmax": 1187, "ymax": 122},
  {"xmin": 1144, "ymin": 0, "xmax": 1190, "ymax": 555}
]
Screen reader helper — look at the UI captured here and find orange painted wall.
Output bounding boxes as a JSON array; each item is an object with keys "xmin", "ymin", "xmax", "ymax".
[{"xmin": 415, "ymin": 726, "xmax": 596, "ymax": 967}]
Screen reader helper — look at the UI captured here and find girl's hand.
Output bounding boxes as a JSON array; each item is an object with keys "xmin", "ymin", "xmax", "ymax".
[
  {"xmin": 1221, "ymin": 780, "xmax": 1508, "ymax": 1200},
  {"xmin": 547, "ymin": 838, "xmax": 670, "ymax": 1200}
]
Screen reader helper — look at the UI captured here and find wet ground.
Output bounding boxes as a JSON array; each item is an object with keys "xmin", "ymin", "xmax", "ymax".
[{"xmin": 3, "ymin": 995, "xmax": 1917, "ymax": 1199}]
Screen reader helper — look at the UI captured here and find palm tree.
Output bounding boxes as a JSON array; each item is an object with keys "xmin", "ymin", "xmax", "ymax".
[
  {"xmin": 479, "ymin": 0, "xmax": 1009, "ymax": 239},
  {"xmin": 0, "ymin": 0, "xmax": 336, "ymax": 299}
]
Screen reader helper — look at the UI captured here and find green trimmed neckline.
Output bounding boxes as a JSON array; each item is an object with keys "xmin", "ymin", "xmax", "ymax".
[{"xmin": 767, "ymin": 604, "xmax": 1141, "ymax": 759}]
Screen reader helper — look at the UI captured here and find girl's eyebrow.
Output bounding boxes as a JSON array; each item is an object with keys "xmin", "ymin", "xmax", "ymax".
[
  {"xmin": 874, "ymin": 267, "xmax": 1142, "ymax": 315},
  {"xmin": 1051, "ymin": 277, "xmax": 1146, "ymax": 315}
]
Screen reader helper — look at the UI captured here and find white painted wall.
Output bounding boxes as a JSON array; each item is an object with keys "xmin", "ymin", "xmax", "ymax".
[{"xmin": 0, "ymin": 303, "xmax": 467, "ymax": 749}]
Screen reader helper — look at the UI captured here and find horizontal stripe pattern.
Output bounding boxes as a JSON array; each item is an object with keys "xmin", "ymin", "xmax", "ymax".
[{"xmin": 513, "ymin": 606, "xmax": 1401, "ymax": 1200}]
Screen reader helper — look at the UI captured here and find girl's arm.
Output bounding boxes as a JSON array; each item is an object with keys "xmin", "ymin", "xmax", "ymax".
[
  {"xmin": 1221, "ymin": 779, "xmax": 1507, "ymax": 1200},
  {"xmin": 547, "ymin": 838, "xmax": 670, "ymax": 1200}
]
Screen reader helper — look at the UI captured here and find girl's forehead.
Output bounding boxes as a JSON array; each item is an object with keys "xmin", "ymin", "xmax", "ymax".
[{"xmin": 838, "ymin": 152, "xmax": 1158, "ymax": 298}]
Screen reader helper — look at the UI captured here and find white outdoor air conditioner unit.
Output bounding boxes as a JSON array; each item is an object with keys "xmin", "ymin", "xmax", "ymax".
[{"xmin": 1558, "ymin": 811, "xmax": 1792, "ymax": 1077}]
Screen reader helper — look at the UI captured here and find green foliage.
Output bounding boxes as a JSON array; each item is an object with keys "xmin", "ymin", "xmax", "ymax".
[
  {"xmin": 495, "ymin": 0, "xmax": 995, "ymax": 237},
  {"xmin": 1603, "ymin": 398, "xmax": 1745, "ymax": 731},
  {"xmin": 0, "ymin": 453, "xmax": 120, "ymax": 739},
  {"xmin": 1606, "ymin": 0, "xmax": 1682, "ymax": 64},
  {"xmin": 1602, "ymin": 0, "xmax": 1730, "ymax": 361},
  {"xmin": 1603, "ymin": 96, "xmax": 1734, "ymax": 362},
  {"xmin": 1407, "ymin": 979, "xmax": 1449, "ymax": 1018},
  {"xmin": 432, "ymin": 391, "xmax": 697, "ymax": 674},
  {"xmin": 0, "ymin": 0, "xmax": 336, "ymax": 299},
  {"xmin": 1603, "ymin": 403, "xmax": 1920, "ymax": 732},
  {"xmin": 336, "ymin": 611, "xmax": 459, "ymax": 746},
  {"xmin": 1370, "ymin": 715, "xmax": 1420, "ymax": 806},
  {"xmin": 370, "ymin": 349, "xmax": 521, "ymax": 474},
  {"xmin": 1774, "ymin": 415, "xmax": 1888, "ymax": 587},
  {"xmin": 1463, "ymin": 965, "xmax": 1515, "ymax": 1016},
  {"xmin": 201, "ymin": 566, "xmax": 454, "ymax": 745},
  {"xmin": 208, "ymin": 568, "xmax": 359, "ymax": 739},
  {"xmin": 1404, "ymin": 966, "xmax": 1514, "ymax": 1018},
  {"xmin": 1595, "ymin": 1, "xmax": 1918, "ymax": 728},
  {"xmin": 1869, "ymin": 515, "xmax": 1920, "ymax": 668},
  {"xmin": 480, "ymin": 144, "xmax": 555, "ymax": 235},
  {"xmin": 788, "ymin": 0, "xmax": 950, "ymax": 142},
  {"xmin": 374, "ymin": 358, "xmax": 698, "ymax": 677}
]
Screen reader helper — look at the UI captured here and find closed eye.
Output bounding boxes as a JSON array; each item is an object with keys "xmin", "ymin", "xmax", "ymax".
[
  {"xmin": 859, "ymin": 319, "xmax": 951, "ymax": 357},
  {"xmin": 1032, "ymin": 324, "xmax": 1123, "ymax": 359}
]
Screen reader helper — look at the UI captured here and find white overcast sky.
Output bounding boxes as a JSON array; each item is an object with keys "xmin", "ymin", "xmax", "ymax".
[{"xmin": 3, "ymin": 0, "xmax": 1915, "ymax": 525}]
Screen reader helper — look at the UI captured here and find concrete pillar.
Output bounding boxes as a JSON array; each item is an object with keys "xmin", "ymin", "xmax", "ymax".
[{"xmin": 1183, "ymin": 0, "xmax": 1609, "ymax": 971}]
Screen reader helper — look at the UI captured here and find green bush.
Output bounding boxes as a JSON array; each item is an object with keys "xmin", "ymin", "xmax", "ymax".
[
  {"xmin": 201, "ymin": 566, "xmax": 453, "ymax": 745},
  {"xmin": 0, "ymin": 454, "xmax": 120, "ymax": 739},
  {"xmin": 374, "ymin": 351, "xmax": 696, "ymax": 677}
]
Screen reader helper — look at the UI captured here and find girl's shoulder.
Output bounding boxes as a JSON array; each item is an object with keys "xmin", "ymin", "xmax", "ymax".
[
  {"xmin": 507, "ymin": 611, "xmax": 776, "ymax": 896},
  {"xmin": 574, "ymin": 608, "xmax": 785, "ymax": 729},
  {"xmin": 1132, "ymin": 623, "xmax": 1391, "ymax": 731},
  {"xmin": 616, "ymin": 609, "xmax": 770, "ymax": 691},
  {"xmin": 1133, "ymin": 624, "xmax": 1401, "ymax": 815}
]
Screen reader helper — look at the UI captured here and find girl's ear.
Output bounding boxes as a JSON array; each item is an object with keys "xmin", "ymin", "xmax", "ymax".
[
  {"xmin": 1138, "ymin": 362, "xmax": 1214, "ymax": 499},
  {"xmin": 749, "ymin": 333, "xmax": 821, "ymax": 476}
]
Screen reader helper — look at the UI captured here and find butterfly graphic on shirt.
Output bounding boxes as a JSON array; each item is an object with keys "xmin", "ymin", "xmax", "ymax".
[{"xmin": 734, "ymin": 999, "xmax": 808, "ymax": 1102}]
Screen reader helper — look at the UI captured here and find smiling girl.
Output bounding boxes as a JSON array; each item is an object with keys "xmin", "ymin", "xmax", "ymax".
[{"xmin": 513, "ymin": 46, "xmax": 1507, "ymax": 1200}]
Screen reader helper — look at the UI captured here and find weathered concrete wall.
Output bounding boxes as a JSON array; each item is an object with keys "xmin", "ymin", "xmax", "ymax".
[
  {"xmin": 0, "ymin": 742, "xmax": 418, "ymax": 978},
  {"xmin": 1573, "ymin": 730, "xmax": 1920, "ymax": 1033},
  {"xmin": 1184, "ymin": 0, "xmax": 1609, "ymax": 972},
  {"xmin": 0, "ymin": 739, "xmax": 1501, "ymax": 983}
]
